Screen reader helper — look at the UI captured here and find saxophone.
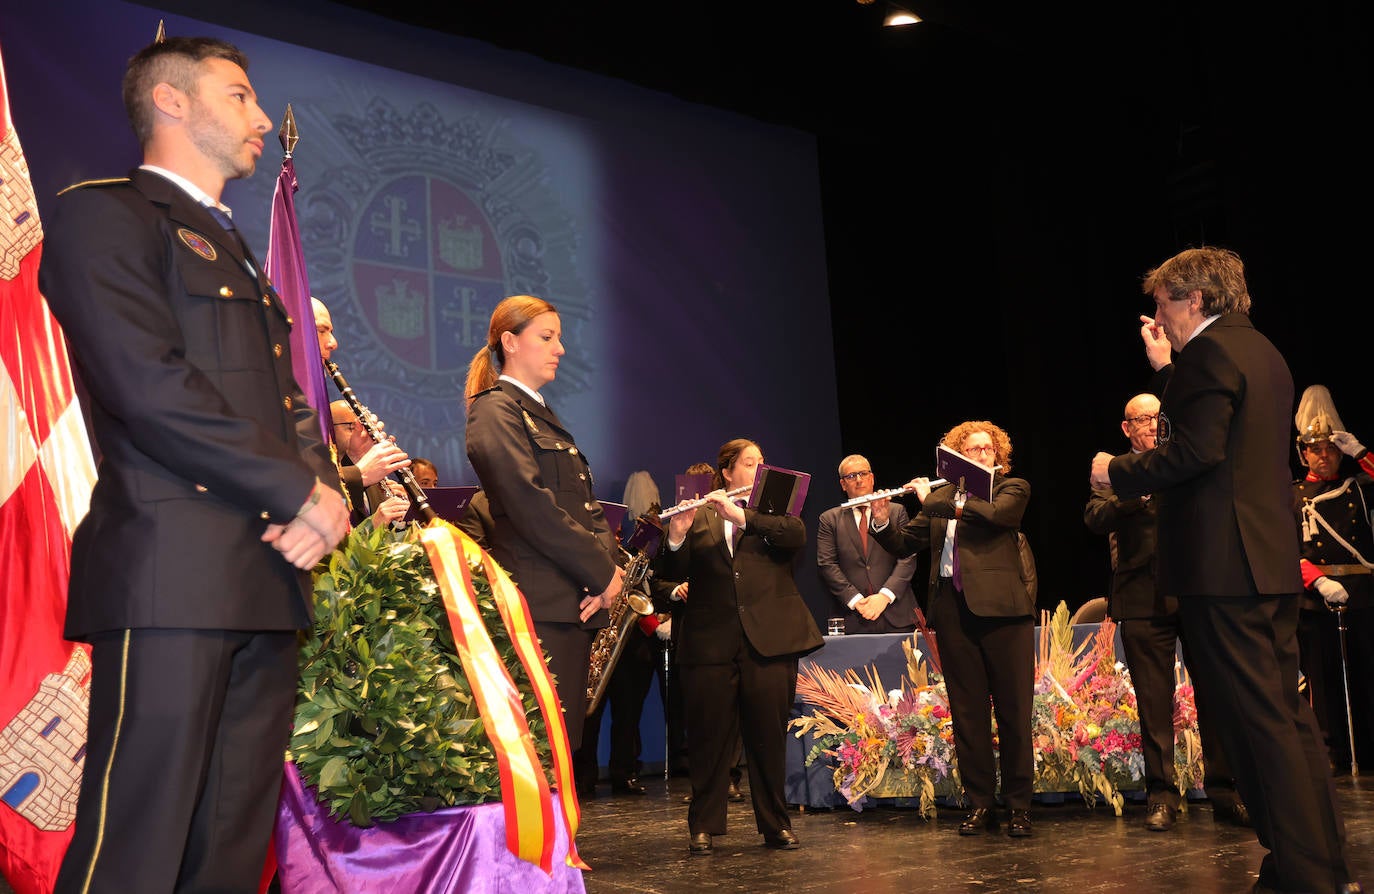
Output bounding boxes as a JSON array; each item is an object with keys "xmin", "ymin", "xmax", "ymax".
[{"xmin": 585, "ymin": 546, "xmax": 655, "ymax": 716}]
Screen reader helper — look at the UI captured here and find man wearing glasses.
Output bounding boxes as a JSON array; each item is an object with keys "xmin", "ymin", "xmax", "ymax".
[
  {"xmin": 1085, "ymin": 393, "xmax": 1246, "ymax": 833},
  {"xmin": 330, "ymin": 400, "xmax": 412, "ymax": 528},
  {"xmin": 816, "ymin": 455, "xmax": 918, "ymax": 634}
]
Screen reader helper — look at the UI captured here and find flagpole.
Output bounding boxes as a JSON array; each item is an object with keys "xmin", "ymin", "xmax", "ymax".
[{"xmin": 265, "ymin": 104, "xmax": 332, "ymax": 445}]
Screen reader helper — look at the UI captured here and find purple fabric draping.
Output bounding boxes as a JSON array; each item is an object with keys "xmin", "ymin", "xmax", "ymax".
[
  {"xmin": 264, "ymin": 157, "xmax": 332, "ymax": 443},
  {"xmin": 274, "ymin": 763, "xmax": 585, "ymax": 894}
]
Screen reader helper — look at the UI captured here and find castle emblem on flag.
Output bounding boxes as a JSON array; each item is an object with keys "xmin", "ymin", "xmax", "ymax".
[
  {"xmin": 0, "ymin": 126, "xmax": 42, "ymax": 279},
  {"xmin": 0, "ymin": 648, "xmax": 91, "ymax": 831}
]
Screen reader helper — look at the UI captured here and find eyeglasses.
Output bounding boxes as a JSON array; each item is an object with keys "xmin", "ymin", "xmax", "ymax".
[
  {"xmin": 964, "ymin": 445, "xmax": 997, "ymax": 455},
  {"xmin": 1126, "ymin": 414, "xmax": 1159, "ymax": 427},
  {"xmin": 332, "ymin": 422, "xmax": 358, "ymax": 432},
  {"xmin": 839, "ymin": 470, "xmax": 872, "ymax": 482}
]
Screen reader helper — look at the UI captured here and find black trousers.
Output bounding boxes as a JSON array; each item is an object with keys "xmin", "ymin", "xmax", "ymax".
[
  {"xmin": 574, "ymin": 628, "xmax": 658, "ymax": 786},
  {"xmin": 534, "ymin": 621, "xmax": 596, "ymax": 756},
  {"xmin": 1178, "ymin": 595, "xmax": 1352, "ymax": 892},
  {"xmin": 56, "ymin": 628, "xmax": 298, "ymax": 894},
  {"xmin": 681, "ymin": 640, "xmax": 796, "ymax": 837},
  {"xmin": 1119, "ymin": 615, "xmax": 1238, "ymax": 808},
  {"xmin": 928, "ymin": 578, "xmax": 1034, "ymax": 810}
]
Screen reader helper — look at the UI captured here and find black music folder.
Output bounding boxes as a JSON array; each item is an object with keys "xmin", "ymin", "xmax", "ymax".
[
  {"xmin": 747, "ymin": 464, "xmax": 811, "ymax": 517},
  {"xmin": 935, "ymin": 444, "xmax": 995, "ymax": 502},
  {"xmin": 408, "ymin": 485, "xmax": 478, "ymax": 524}
]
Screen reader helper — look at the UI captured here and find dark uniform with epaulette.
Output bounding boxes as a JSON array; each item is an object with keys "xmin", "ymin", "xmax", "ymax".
[
  {"xmin": 39, "ymin": 169, "xmax": 338, "ymax": 893},
  {"xmin": 464, "ymin": 378, "xmax": 618, "ymax": 750},
  {"xmin": 1295, "ymin": 467, "xmax": 1374, "ymax": 771}
]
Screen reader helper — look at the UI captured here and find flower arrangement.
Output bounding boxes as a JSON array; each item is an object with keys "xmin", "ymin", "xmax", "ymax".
[{"xmin": 790, "ymin": 601, "xmax": 1204, "ymax": 817}]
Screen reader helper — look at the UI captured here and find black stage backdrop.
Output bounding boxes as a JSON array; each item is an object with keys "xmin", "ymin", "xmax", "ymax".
[{"xmin": 4, "ymin": 0, "xmax": 1371, "ymax": 621}]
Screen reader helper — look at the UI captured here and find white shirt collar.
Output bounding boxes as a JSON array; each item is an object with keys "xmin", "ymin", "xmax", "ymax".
[
  {"xmin": 139, "ymin": 164, "xmax": 233, "ymax": 218},
  {"xmin": 1183, "ymin": 313, "xmax": 1222, "ymax": 346},
  {"xmin": 499, "ymin": 374, "xmax": 545, "ymax": 406}
]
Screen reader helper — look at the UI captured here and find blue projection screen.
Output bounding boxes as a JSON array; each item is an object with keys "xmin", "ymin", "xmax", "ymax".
[{"xmin": 3, "ymin": 0, "xmax": 842, "ymax": 602}]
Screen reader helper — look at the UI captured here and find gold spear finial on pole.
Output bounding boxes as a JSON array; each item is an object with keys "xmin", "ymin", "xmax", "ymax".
[
  {"xmin": 279, "ymin": 103, "xmax": 298, "ymax": 159},
  {"xmin": 154, "ymin": 20, "xmax": 166, "ymax": 44}
]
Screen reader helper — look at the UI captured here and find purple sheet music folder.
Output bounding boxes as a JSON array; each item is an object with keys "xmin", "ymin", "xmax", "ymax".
[{"xmin": 934, "ymin": 444, "xmax": 995, "ymax": 502}]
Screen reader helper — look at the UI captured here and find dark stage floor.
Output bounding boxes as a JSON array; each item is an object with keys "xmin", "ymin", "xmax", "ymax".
[{"xmin": 573, "ymin": 775, "xmax": 1374, "ymax": 894}]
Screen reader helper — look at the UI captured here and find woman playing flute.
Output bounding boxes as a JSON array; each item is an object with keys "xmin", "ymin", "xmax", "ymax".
[
  {"xmin": 869, "ymin": 420, "xmax": 1035, "ymax": 838},
  {"xmin": 657, "ymin": 439, "xmax": 822, "ymax": 856}
]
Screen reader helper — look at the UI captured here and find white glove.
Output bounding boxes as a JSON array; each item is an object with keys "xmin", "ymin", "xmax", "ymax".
[
  {"xmin": 1314, "ymin": 575, "xmax": 1350, "ymax": 608},
  {"xmin": 1331, "ymin": 431, "xmax": 1367, "ymax": 458},
  {"xmin": 655, "ymin": 618, "xmax": 673, "ymax": 641}
]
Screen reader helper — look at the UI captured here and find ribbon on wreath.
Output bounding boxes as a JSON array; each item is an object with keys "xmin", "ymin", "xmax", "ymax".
[{"xmin": 420, "ymin": 522, "xmax": 588, "ymax": 873}]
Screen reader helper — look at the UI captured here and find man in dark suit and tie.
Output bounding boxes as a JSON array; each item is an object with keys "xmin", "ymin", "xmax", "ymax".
[
  {"xmin": 38, "ymin": 36, "xmax": 349, "ymax": 892},
  {"xmin": 1091, "ymin": 246, "xmax": 1359, "ymax": 894},
  {"xmin": 1085, "ymin": 392, "xmax": 1246, "ymax": 832},
  {"xmin": 817, "ymin": 455, "xmax": 919, "ymax": 634}
]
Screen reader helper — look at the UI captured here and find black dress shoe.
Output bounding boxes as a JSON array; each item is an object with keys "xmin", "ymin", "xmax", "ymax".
[
  {"xmin": 1144, "ymin": 802, "xmax": 1177, "ymax": 832},
  {"xmin": 1007, "ymin": 809, "xmax": 1032, "ymax": 838},
  {"xmin": 763, "ymin": 829, "xmax": 800, "ymax": 849},
  {"xmin": 575, "ymin": 784, "xmax": 596, "ymax": 801},
  {"xmin": 689, "ymin": 832, "xmax": 712, "ymax": 855},
  {"xmin": 612, "ymin": 777, "xmax": 647, "ymax": 795},
  {"xmin": 728, "ymin": 781, "xmax": 744, "ymax": 802},
  {"xmin": 958, "ymin": 807, "xmax": 998, "ymax": 836},
  {"xmin": 1213, "ymin": 800, "xmax": 1251, "ymax": 827}
]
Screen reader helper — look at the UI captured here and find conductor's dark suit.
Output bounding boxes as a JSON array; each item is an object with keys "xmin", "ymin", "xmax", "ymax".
[
  {"xmin": 1109, "ymin": 313, "xmax": 1352, "ymax": 891},
  {"xmin": 872, "ymin": 476, "xmax": 1035, "ymax": 810},
  {"xmin": 817, "ymin": 502, "xmax": 919, "ymax": 633},
  {"xmin": 39, "ymin": 169, "xmax": 336, "ymax": 892},
  {"xmin": 465, "ymin": 379, "xmax": 618, "ymax": 749},
  {"xmin": 1084, "ymin": 487, "xmax": 1239, "ymax": 811},
  {"xmin": 656, "ymin": 507, "xmax": 822, "ymax": 838}
]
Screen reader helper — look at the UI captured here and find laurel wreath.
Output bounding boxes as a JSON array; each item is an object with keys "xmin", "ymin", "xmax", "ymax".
[{"xmin": 288, "ymin": 520, "xmax": 552, "ymax": 826}]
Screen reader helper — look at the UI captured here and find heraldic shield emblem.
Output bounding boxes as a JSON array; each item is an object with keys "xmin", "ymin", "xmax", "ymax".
[{"xmin": 352, "ymin": 174, "xmax": 505, "ymax": 374}]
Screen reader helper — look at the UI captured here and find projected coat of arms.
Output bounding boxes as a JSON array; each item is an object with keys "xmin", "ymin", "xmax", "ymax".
[{"xmin": 258, "ymin": 98, "xmax": 593, "ymax": 477}]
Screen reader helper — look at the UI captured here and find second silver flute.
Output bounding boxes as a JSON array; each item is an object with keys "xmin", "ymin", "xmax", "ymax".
[
  {"xmin": 838, "ymin": 465, "xmax": 1004, "ymax": 509},
  {"xmin": 839, "ymin": 481, "xmax": 947, "ymax": 509}
]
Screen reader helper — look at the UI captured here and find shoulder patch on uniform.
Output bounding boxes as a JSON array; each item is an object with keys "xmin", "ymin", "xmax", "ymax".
[
  {"xmin": 522, "ymin": 410, "xmax": 540, "ymax": 433},
  {"xmin": 176, "ymin": 227, "xmax": 218, "ymax": 261},
  {"xmin": 56, "ymin": 177, "xmax": 131, "ymax": 196}
]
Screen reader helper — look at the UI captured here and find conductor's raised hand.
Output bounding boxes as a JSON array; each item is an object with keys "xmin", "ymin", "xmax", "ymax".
[{"xmin": 1139, "ymin": 315, "xmax": 1172, "ymax": 371}]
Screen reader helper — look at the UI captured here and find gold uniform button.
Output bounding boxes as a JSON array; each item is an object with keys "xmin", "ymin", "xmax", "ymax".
[
  {"xmin": 584, "ymin": 501, "xmax": 594, "ymax": 511},
  {"xmin": 569, "ymin": 447, "xmax": 579, "ymax": 456},
  {"xmin": 194, "ymin": 484, "xmax": 208, "ymax": 493},
  {"xmin": 262, "ymin": 295, "xmax": 272, "ymax": 307},
  {"xmin": 260, "ymin": 511, "xmax": 271, "ymax": 520},
  {"xmin": 283, "ymin": 396, "xmax": 293, "ymax": 410},
  {"xmin": 218, "ymin": 286, "xmax": 233, "ymax": 298},
  {"xmin": 286, "ymin": 316, "xmax": 294, "ymax": 325},
  {"xmin": 273, "ymin": 343, "xmax": 283, "ymax": 357},
  {"xmin": 554, "ymin": 442, "xmax": 563, "ymax": 449}
]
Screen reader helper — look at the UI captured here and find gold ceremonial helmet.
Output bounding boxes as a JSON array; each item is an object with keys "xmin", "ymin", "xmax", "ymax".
[{"xmin": 1294, "ymin": 384, "xmax": 1344, "ymax": 465}]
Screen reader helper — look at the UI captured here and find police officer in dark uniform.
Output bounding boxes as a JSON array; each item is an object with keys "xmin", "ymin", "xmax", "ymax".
[{"xmin": 463, "ymin": 294, "xmax": 624, "ymax": 753}]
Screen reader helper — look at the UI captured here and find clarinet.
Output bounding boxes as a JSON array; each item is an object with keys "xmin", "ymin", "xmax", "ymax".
[{"xmin": 324, "ymin": 359, "xmax": 436, "ymax": 523}]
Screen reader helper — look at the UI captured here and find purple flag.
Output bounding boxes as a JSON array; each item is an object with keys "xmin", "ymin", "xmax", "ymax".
[{"xmin": 264, "ymin": 156, "xmax": 331, "ymax": 443}]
